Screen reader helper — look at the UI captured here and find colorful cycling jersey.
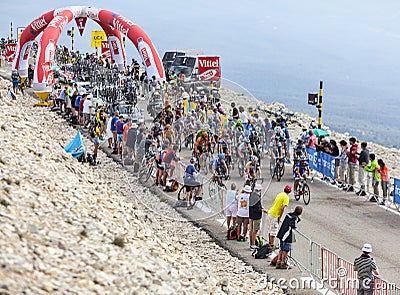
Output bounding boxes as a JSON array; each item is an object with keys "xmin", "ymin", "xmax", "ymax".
[
  {"xmin": 212, "ymin": 159, "xmax": 227, "ymax": 172},
  {"xmin": 293, "ymin": 161, "xmax": 307, "ymax": 178}
]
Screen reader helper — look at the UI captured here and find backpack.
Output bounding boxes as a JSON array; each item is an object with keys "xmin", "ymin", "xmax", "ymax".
[
  {"xmin": 226, "ymin": 226, "xmax": 238, "ymax": 240},
  {"xmin": 255, "ymin": 236, "xmax": 264, "ymax": 247},
  {"xmin": 253, "ymin": 244, "xmax": 272, "ymax": 259}
]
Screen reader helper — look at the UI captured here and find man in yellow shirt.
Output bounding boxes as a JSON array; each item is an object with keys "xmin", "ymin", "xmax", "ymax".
[{"xmin": 267, "ymin": 185, "xmax": 291, "ymax": 249}]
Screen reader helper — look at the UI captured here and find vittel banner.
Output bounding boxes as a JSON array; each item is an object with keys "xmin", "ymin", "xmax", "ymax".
[{"xmin": 198, "ymin": 56, "xmax": 220, "ymax": 81}]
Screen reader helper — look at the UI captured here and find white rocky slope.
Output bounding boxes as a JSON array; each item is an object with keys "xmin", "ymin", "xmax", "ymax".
[{"xmin": 0, "ymin": 78, "xmax": 278, "ymax": 294}]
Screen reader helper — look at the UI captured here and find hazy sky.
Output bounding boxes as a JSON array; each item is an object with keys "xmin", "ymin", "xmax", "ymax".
[{"xmin": 1, "ymin": 1, "xmax": 400, "ymax": 144}]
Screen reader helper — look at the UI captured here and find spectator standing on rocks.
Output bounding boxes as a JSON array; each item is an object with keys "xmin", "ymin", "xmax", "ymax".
[
  {"xmin": 110, "ymin": 111, "xmax": 119, "ymax": 153},
  {"xmin": 357, "ymin": 142, "xmax": 369, "ymax": 196},
  {"xmin": 236, "ymin": 185, "xmax": 252, "ymax": 242},
  {"xmin": 231, "ymin": 102, "xmax": 239, "ymax": 120},
  {"xmin": 267, "ymin": 185, "xmax": 291, "ymax": 249},
  {"xmin": 249, "ymin": 184, "xmax": 266, "ymax": 250},
  {"xmin": 306, "ymin": 130, "xmax": 316, "ymax": 149},
  {"xmin": 276, "ymin": 205, "xmax": 303, "ymax": 269},
  {"xmin": 115, "ymin": 116, "xmax": 125, "ymax": 157},
  {"xmin": 78, "ymin": 94, "xmax": 86, "ymax": 125},
  {"xmin": 364, "ymin": 153, "xmax": 380, "ymax": 201},
  {"xmin": 11, "ymin": 70, "xmax": 20, "ymax": 94},
  {"xmin": 82, "ymin": 95, "xmax": 92, "ymax": 127},
  {"xmin": 225, "ymin": 183, "xmax": 238, "ymax": 229},
  {"xmin": 377, "ymin": 159, "xmax": 389, "ymax": 206},
  {"xmin": 353, "ymin": 243, "xmax": 379, "ymax": 295},
  {"xmin": 27, "ymin": 64, "xmax": 34, "ymax": 87},
  {"xmin": 346, "ymin": 137, "xmax": 358, "ymax": 192}
]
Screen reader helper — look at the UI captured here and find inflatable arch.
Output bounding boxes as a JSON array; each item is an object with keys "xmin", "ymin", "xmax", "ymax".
[{"xmin": 12, "ymin": 6, "xmax": 165, "ymax": 99}]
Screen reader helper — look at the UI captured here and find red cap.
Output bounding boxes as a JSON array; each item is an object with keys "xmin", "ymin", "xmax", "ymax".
[{"xmin": 284, "ymin": 185, "xmax": 292, "ymax": 193}]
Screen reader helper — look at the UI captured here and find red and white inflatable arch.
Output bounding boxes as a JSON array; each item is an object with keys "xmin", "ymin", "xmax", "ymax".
[{"xmin": 12, "ymin": 6, "xmax": 165, "ymax": 98}]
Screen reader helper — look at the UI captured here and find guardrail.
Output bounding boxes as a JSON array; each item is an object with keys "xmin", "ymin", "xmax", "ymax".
[{"xmin": 290, "ymin": 229, "xmax": 399, "ymax": 295}]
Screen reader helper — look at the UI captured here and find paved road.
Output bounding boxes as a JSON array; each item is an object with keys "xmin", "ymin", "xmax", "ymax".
[{"xmin": 134, "ymin": 96, "xmax": 400, "ymax": 286}]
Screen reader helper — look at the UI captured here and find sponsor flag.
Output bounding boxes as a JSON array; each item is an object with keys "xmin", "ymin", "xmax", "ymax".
[
  {"xmin": 42, "ymin": 60, "xmax": 54, "ymax": 86},
  {"xmin": 198, "ymin": 56, "xmax": 220, "ymax": 81},
  {"xmin": 306, "ymin": 148, "xmax": 336, "ymax": 179},
  {"xmin": 394, "ymin": 178, "xmax": 400, "ymax": 204},
  {"xmin": 101, "ymin": 41, "xmax": 111, "ymax": 59},
  {"xmin": 75, "ymin": 17, "xmax": 87, "ymax": 36},
  {"xmin": 91, "ymin": 30, "xmax": 106, "ymax": 48},
  {"xmin": 5, "ymin": 43, "xmax": 17, "ymax": 62},
  {"xmin": 64, "ymin": 130, "xmax": 85, "ymax": 159}
]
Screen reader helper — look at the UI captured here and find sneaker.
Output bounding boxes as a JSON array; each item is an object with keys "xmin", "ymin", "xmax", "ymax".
[
  {"xmin": 347, "ymin": 186, "xmax": 354, "ymax": 192},
  {"xmin": 240, "ymin": 236, "xmax": 246, "ymax": 242},
  {"xmin": 359, "ymin": 191, "xmax": 366, "ymax": 196},
  {"xmin": 369, "ymin": 197, "xmax": 377, "ymax": 202},
  {"xmin": 195, "ymin": 196, "xmax": 203, "ymax": 201},
  {"xmin": 356, "ymin": 190, "xmax": 362, "ymax": 195},
  {"xmin": 379, "ymin": 201, "xmax": 385, "ymax": 206},
  {"xmin": 237, "ymin": 236, "xmax": 242, "ymax": 242},
  {"xmin": 250, "ymin": 245, "xmax": 259, "ymax": 250}
]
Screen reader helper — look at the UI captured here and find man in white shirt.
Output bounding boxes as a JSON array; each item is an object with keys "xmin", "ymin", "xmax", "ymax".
[
  {"xmin": 82, "ymin": 95, "xmax": 92, "ymax": 127},
  {"xmin": 236, "ymin": 185, "xmax": 252, "ymax": 241}
]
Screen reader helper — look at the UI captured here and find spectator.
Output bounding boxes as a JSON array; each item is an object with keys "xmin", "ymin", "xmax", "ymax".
[
  {"xmin": 267, "ymin": 185, "xmax": 291, "ymax": 250},
  {"xmin": 27, "ymin": 64, "xmax": 34, "ymax": 87},
  {"xmin": 377, "ymin": 159, "xmax": 389, "ymax": 206},
  {"xmin": 231, "ymin": 102, "xmax": 239, "ymax": 120},
  {"xmin": 357, "ymin": 142, "xmax": 369, "ymax": 196},
  {"xmin": 337, "ymin": 140, "xmax": 349, "ymax": 188},
  {"xmin": 115, "ymin": 116, "xmax": 125, "ymax": 157},
  {"xmin": 346, "ymin": 137, "xmax": 358, "ymax": 192},
  {"xmin": 249, "ymin": 184, "xmax": 266, "ymax": 250},
  {"xmin": 306, "ymin": 130, "xmax": 316, "ymax": 149},
  {"xmin": 82, "ymin": 94, "xmax": 92, "ymax": 127},
  {"xmin": 225, "ymin": 183, "xmax": 238, "ymax": 229},
  {"xmin": 11, "ymin": 70, "xmax": 20, "ymax": 94},
  {"xmin": 78, "ymin": 93, "xmax": 86, "ymax": 125},
  {"xmin": 110, "ymin": 111, "xmax": 119, "ymax": 154},
  {"xmin": 236, "ymin": 185, "xmax": 252, "ymax": 242},
  {"xmin": 275, "ymin": 206, "xmax": 303, "ymax": 269},
  {"xmin": 364, "ymin": 153, "xmax": 380, "ymax": 201},
  {"xmin": 353, "ymin": 243, "xmax": 379, "ymax": 295}
]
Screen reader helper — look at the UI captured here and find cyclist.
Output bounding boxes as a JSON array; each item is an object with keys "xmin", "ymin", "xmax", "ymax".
[
  {"xmin": 211, "ymin": 154, "xmax": 229, "ymax": 186},
  {"xmin": 194, "ymin": 128, "xmax": 210, "ymax": 157},
  {"xmin": 184, "ymin": 157, "xmax": 202, "ymax": 205},
  {"xmin": 293, "ymin": 155, "xmax": 310, "ymax": 195},
  {"xmin": 218, "ymin": 134, "xmax": 232, "ymax": 166},
  {"xmin": 270, "ymin": 126, "xmax": 286, "ymax": 159},
  {"xmin": 151, "ymin": 122, "xmax": 163, "ymax": 144},
  {"xmin": 245, "ymin": 155, "xmax": 261, "ymax": 179},
  {"xmin": 249, "ymin": 131, "xmax": 261, "ymax": 162},
  {"xmin": 293, "ymin": 139, "xmax": 307, "ymax": 163}
]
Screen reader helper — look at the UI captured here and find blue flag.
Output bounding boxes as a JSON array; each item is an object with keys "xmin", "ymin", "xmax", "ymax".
[
  {"xmin": 64, "ymin": 130, "xmax": 85, "ymax": 158},
  {"xmin": 306, "ymin": 148, "xmax": 336, "ymax": 179},
  {"xmin": 394, "ymin": 178, "xmax": 400, "ymax": 205}
]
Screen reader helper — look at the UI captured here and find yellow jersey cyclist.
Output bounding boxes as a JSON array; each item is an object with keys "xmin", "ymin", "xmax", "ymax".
[{"xmin": 245, "ymin": 155, "xmax": 261, "ymax": 179}]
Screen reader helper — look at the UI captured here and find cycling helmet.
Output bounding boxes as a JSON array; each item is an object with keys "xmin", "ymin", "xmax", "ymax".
[
  {"xmin": 298, "ymin": 138, "xmax": 304, "ymax": 144},
  {"xmin": 155, "ymin": 122, "xmax": 160, "ymax": 128},
  {"xmin": 228, "ymin": 117, "xmax": 233, "ymax": 121},
  {"xmin": 284, "ymin": 185, "xmax": 292, "ymax": 193},
  {"xmin": 218, "ymin": 153, "xmax": 225, "ymax": 159},
  {"xmin": 201, "ymin": 126, "xmax": 207, "ymax": 132},
  {"xmin": 251, "ymin": 155, "xmax": 258, "ymax": 162},
  {"xmin": 237, "ymin": 119, "xmax": 242, "ymax": 124},
  {"xmin": 190, "ymin": 157, "xmax": 196, "ymax": 164}
]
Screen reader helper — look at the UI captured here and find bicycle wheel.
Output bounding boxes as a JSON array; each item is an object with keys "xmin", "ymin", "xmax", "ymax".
[
  {"xmin": 188, "ymin": 191, "xmax": 197, "ymax": 208},
  {"xmin": 177, "ymin": 185, "xmax": 186, "ymax": 201},
  {"xmin": 144, "ymin": 165, "xmax": 154, "ymax": 183},
  {"xmin": 279, "ymin": 161, "xmax": 285, "ymax": 178},
  {"xmin": 269, "ymin": 160, "xmax": 275, "ymax": 179},
  {"xmin": 294, "ymin": 190, "xmax": 301, "ymax": 201},
  {"xmin": 209, "ymin": 181, "xmax": 217, "ymax": 196},
  {"xmin": 303, "ymin": 183, "xmax": 311, "ymax": 205},
  {"xmin": 238, "ymin": 161, "xmax": 244, "ymax": 177},
  {"xmin": 275, "ymin": 165, "xmax": 281, "ymax": 182}
]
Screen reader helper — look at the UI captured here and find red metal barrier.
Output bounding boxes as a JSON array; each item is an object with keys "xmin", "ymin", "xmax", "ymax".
[
  {"xmin": 338, "ymin": 258, "xmax": 358, "ymax": 295},
  {"xmin": 322, "ymin": 247, "xmax": 339, "ymax": 285},
  {"xmin": 374, "ymin": 277, "xmax": 389, "ymax": 295}
]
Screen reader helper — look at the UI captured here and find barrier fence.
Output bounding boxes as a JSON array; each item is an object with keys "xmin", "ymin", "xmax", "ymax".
[
  {"xmin": 169, "ymin": 159, "xmax": 399, "ymax": 295},
  {"xmin": 290, "ymin": 230, "xmax": 399, "ymax": 295}
]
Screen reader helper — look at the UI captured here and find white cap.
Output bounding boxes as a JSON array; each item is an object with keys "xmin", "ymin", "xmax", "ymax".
[
  {"xmin": 244, "ymin": 185, "xmax": 252, "ymax": 193},
  {"xmin": 254, "ymin": 184, "xmax": 263, "ymax": 191},
  {"xmin": 362, "ymin": 243, "xmax": 372, "ymax": 253}
]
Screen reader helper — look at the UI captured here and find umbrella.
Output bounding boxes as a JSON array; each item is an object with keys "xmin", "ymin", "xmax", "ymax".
[{"xmin": 312, "ymin": 128, "xmax": 329, "ymax": 137}]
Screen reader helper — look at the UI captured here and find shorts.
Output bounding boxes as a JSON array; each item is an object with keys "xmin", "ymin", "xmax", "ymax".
[
  {"xmin": 250, "ymin": 219, "xmax": 261, "ymax": 231},
  {"xmin": 12, "ymin": 80, "xmax": 19, "ymax": 88},
  {"xmin": 92, "ymin": 137, "xmax": 100, "ymax": 145},
  {"xmin": 267, "ymin": 214, "xmax": 279, "ymax": 237},
  {"xmin": 83, "ymin": 113, "xmax": 90, "ymax": 122},
  {"xmin": 225, "ymin": 203, "xmax": 237, "ymax": 217},
  {"xmin": 236, "ymin": 216, "xmax": 249, "ymax": 227},
  {"xmin": 280, "ymin": 240, "xmax": 292, "ymax": 252},
  {"xmin": 184, "ymin": 179, "xmax": 200, "ymax": 187},
  {"xmin": 117, "ymin": 133, "xmax": 123, "ymax": 142}
]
